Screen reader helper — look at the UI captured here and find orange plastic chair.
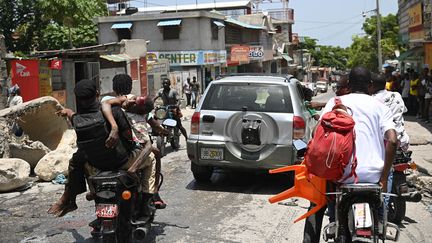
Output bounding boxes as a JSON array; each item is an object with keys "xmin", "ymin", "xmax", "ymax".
[{"xmin": 268, "ymin": 164, "xmax": 327, "ymax": 223}]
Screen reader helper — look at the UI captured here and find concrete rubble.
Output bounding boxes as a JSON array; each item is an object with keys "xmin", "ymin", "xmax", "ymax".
[
  {"xmin": 0, "ymin": 158, "xmax": 30, "ymax": 192},
  {"xmin": 0, "ymin": 97, "xmax": 76, "ymax": 191}
]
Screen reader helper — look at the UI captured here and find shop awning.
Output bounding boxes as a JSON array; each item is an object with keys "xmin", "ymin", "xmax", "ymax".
[
  {"xmin": 157, "ymin": 19, "xmax": 182, "ymax": 27},
  {"xmin": 225, "ymin": 18, "xmax": 265, "ymax": 30},
  {"xmin": 281, "ymin": 54, "xmax": 293, "ymax": 62},
  {"xmin": 397, "ymin": 47, "xmax": 423, "ymax": 61},
  {"xmin": 111, "ymin": 23, "xmax": 133, "ymax": 29},
  {"xmin": 100, "ymin": 54, "xmax": 131, "ymax": 62},
  {"xmin": 213, "ymin": 20, "xmax": 225, "ymax": 27}
]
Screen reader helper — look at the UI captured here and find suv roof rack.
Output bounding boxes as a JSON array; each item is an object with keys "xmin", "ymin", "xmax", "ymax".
[{"xmin": 216, "ymin": 73, "xmax": 296, "ymax": 82}]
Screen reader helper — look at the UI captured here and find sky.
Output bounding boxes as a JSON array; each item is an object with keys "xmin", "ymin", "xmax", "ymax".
[{"xmin": 129, "ymin": 0, "xmax": 398, "ymax": 48}]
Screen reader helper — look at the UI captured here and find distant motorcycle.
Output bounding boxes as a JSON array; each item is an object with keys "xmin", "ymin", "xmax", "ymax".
[
  {"xmin": 388, "ymin": 150, "xmax": 422, "ymax": 224},
  {"xmin": 88, "ymin": 170, "xmax": 155, "ymax": 242},
  {"xmin": 154, "ymin": 105, "xmax": 181, "ymax": 156}
]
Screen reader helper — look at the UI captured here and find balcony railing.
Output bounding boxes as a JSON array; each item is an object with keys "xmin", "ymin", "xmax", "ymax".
[{"xmin": 267, "ymin": 8, "xmax": 294, "ymax": 23}]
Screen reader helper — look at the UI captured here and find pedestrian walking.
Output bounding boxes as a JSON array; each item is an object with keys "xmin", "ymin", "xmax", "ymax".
[
  {"xmin": 190, "ymin": 76, "xmax": 200, "ymax": 109},
  {"xmin": 423, "ymin": 73, "xmax": 432, "ymax": 123},
  {"xmin": 183, "ymin": 77, "xmax": 192, "ymax": 107},
  {"xmin": 400, "ymin": 73, "xmax": 410, "ymax": 111}
]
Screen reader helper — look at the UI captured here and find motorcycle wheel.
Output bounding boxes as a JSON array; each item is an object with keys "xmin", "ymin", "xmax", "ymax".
[
  {"xmin": 156, "ymin": 136, "xmax": 165, "ymax": 157},
  {"xmin": 388, "ymin": 196, "xmax": 406, "ymax": 225},
  {"xmin": 388, "ymin": 173, "xmax": 407, "ymax": 224},
  {"xmin": 170, "ymin": 128, "xmax": 180, "ymax": 150}
]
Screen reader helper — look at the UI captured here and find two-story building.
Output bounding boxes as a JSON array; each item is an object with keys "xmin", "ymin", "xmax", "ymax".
[{"xmin": 96, "ymin": 10, "xmax": 227, "ymax": 93}]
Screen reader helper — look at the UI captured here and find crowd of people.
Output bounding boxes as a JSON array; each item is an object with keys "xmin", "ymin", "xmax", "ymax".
[{"xmin": 383, "ymin": 65, "xmax": 432, "ymax": 123}]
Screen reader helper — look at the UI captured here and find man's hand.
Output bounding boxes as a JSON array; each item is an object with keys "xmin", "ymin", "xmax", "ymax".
[
  {"xmin": 56, "ymin": 109, "xmax": 74, "ymax": 118},
  {"xmin": 105, "ymin": 126, "xmax": 119, "ymax": 148},
  {"xmin": 379, "ymin": 178, "xmax": 388, "ymax": 193},
  {"xmin": 309, "ymin": 101, "xmax": 326, "ymax": 110}
]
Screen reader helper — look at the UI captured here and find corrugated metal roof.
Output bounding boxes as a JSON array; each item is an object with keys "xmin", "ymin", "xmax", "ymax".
[
  {"xmin": 213, "ymin": 20, "xmax": 225, "ymax": 27},
  {"xmin": 111, "ymin": 23, "xmax": 133, "ymax": 29},
  {"xmin": 100, "ymin": 54, "xmax": 131, "ymax": 62},
  {"xmin": 157, "ymin": 19, "xmax": 182, "ymax": 27},
  {"xmin": 118, "ymin": 1, "xmax": 251, "ymax": 14},
  {"xmin": 225, "ymin": 18, "xmax": 264, "ymax": 30},
  {"xmin": 281, "ymin": 54, "xmax": 293, "ymax": 62}
]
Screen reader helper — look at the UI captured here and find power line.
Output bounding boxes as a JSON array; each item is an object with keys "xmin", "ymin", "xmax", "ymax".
[
  {"xmin": 299, "ymin": 14, "xmax": 363, "ymax": 31},
  {"xmin": 319, "ymin": 19, "xmax": 364, "ymax": 42}
]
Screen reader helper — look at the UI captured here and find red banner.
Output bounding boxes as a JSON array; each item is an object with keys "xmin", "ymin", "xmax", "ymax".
[{"xmin": 11, "ymin": 60, "xmax": 40, "ymax": 102}]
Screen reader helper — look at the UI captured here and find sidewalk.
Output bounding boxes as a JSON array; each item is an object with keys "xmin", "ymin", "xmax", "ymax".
[{"xmin": 404, "ymin": 116, "xmax": 432, "ymax": 175}]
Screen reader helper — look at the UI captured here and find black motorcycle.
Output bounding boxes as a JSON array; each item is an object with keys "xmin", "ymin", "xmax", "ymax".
[
  {"xmin": 154, "ymin": 105, "xmax": 181, "ymax": 156},
  {"xmin": 323, "ymin": 184, "xmax": 400, "ymax": 243},
  {"xmin": 87, "ymin": 170, "xmax": 155, "ymax": 242},
  {"xmin": 388, "ymin": 150, "xmax": 422, "ymax": 224}
]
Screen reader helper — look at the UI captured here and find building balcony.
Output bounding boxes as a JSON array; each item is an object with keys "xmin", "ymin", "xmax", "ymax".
[{"xmin": 267, "ymin": 8, "xmax": 294, "ymax": 23}]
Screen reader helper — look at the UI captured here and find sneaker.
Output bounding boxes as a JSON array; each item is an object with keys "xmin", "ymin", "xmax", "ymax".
[{"xmin": 153, "ymin": 193, "xmax": 166, "ymax": 209}]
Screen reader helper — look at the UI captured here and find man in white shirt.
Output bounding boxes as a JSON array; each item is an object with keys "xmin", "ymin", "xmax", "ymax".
[{"xmin": 303, "ymin": 66, "xmax": 398, "ymax": 243}]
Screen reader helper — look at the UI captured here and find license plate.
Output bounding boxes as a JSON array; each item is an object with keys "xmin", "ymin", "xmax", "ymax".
[
  {"xmin": 352, "ymin": 203, "xmax": 372, "ymax": 228},
  {"xmin": 96, "ymin": 204, "xmax": 118, "ymax": 218},
  {"xmin": 201, "ymin": 148, "xmax": 223, "ymax": 160}
]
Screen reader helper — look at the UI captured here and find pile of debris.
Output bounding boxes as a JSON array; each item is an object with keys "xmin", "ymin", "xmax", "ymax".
[{"xmin": 0, "ymin": 97, "xmax": 76, "ymax": 192}]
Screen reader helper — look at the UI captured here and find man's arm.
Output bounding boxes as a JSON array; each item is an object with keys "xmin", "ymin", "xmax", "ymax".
[
  {"xmin": 381, "ymin": 129, "xmax": 397, "ymax": 191},
  {"xmin": 56, "ymin": 108, "xmax": 75, "ymax": 120},
  {"xmin": 101, "ymin": 96, "xmax": 128, "ymax": 148}
]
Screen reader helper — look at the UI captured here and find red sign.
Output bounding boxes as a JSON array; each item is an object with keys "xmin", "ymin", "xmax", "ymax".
[
  {"xmin": 50, "ymin": 60, "xmax": 62, "ymax": 70},
  {"xmin": 231, "ymin": 45, "xmax": 250, "ymax": 62},
  {"xmin": 11, "ymin": 60, "xmax": 40, "ymax": 102}
]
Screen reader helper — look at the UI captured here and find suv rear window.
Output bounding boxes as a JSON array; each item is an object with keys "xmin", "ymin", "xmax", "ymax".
[{"xmin": 202, "ymin": 83, "xmax": 293, "ymax": 113}]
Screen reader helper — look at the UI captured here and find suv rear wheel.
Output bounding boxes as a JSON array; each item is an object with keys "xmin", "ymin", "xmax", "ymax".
[{"xmin": 191, "ymin": 163, "xmax": 213, "ymax": 182}]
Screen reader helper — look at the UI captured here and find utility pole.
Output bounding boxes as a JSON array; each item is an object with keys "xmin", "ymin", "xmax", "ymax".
[{"xmin": 376, "ymin": 0, "xmax": 383, "ymax": 71}]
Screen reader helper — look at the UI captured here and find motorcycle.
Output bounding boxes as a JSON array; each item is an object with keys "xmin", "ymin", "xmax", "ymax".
[
  {"xmin": 87, "ymin": 170, "xmax": 155, "ymax": 242},
  {"xmin": 154, "ymin": 105, "xmax": 181, "ymax": 156},
  {"xmin": 388, "ymin": 149, "xmax": 422, "ymax": 224},
  {"xmin": 323, "ymin": 184, "xmax": 400, "ymax": 243}
]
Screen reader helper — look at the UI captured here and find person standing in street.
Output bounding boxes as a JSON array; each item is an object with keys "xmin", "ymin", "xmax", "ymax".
[
  {"xmin": 6, "ymin": 84, "xmax": 23, "ymax": 108},
  {"xmin": 190, "ymin": 76, "xmax": 200, "ymax": 109},
  {"xmin": 182, "ymin": 77, "xmax": 192, "ymax": 107},
  {"xmin": 409, "ymin": 72, "xmax": 420, "ymax": 116},
  {"xmin": 400, "ymin": 73, "xmax": 410, "ymax": 113},
  {"xmin": 423, "ymin": 72, "xmax": 432, "ymax": 123}
]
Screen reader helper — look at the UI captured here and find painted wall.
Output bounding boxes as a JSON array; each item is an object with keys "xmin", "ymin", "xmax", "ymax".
[{"xmin": 99, "ymin": 18, "xmax": 225, "ymax": 52}]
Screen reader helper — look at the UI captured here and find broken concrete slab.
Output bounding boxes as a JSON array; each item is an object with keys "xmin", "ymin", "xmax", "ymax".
[
  {"xmin": 0, "ymin": 158, "xmax": 30, "ymax": 192},
  {"xmin": 9, "ymin": 141, "xmax": 51, "ymax": 169},
  {"xmin": 34, "ymin": 146, "xmax": 75, "ymax": 182}
]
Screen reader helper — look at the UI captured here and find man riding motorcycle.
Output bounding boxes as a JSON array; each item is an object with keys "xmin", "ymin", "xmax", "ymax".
[
  {"xmin": 153, "ymin": 78, "xmax": 188, "ymax": 140},
  {"xmin": 302, "ymin": 67, "xmax": 398, "ymax": 243}
]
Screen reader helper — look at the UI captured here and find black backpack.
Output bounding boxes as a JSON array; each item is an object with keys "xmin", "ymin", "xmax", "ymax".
[{"xmin": 72, "ymin": 111, "xmax": 129, "ymax": 170}]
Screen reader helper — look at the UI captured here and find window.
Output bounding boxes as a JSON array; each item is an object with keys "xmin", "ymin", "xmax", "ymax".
[
  {"xmin": 163, "ymin": 26, "xmax": 180, "ymax": 39},
  {"xmin": 117, "ymin": 29, "xmax": 131, "ymax": 41},
  {"xmin": 202, "ymin": 83, "xmax": 293, "ymax": 113}
]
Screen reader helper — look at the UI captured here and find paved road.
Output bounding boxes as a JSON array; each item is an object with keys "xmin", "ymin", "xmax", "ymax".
[{"xmin": 1, "ymin": 89, "xmax": 431, "ymax": 243}]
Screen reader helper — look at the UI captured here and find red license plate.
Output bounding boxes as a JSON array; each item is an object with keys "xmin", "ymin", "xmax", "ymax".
[{"xmin": 96, "ymin": 204, "xmax": 118, "ymax": 218}]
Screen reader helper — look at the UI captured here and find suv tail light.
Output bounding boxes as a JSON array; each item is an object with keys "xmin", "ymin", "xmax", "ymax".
[
  {"xmin": 293, "ymin": 116, "xmax": 306, "ymax": 139},
  {"xmin": 191, "ymin": 112, "xmax": 200, "ymax": 134}
]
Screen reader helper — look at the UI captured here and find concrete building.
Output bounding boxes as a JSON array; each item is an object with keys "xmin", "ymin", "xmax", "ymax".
[
  {"xmin": 96, "ymin": 11, "xmax": 227, "ymax": 92},
  {"xmin": 398, "ymin": 0, "xmax": 432, "ymax": 71}
]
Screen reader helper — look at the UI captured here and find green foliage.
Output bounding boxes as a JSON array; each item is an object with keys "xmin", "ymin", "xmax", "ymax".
[
  {"xmin": 0, "ymin": 0, "xmax": 107, "ymax": 53},
  {"xmin": 298, "ymin": 37, "xmax": 349, "ymax": 70},
  {"xmin": 347, "ymin": 14, "xmax": 401, "ymax": 72}
]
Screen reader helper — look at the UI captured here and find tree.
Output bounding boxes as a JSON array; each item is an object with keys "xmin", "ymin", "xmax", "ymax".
[
  {"xmin": 297, "ymin": 37, "xmax": 349, "ymax": 70},
  {"xmin": 38, "ymin": 0, "xmax": 108, "ymax": 49},
  {"xmin": 347, "ymin": 14, "xmax": 401, "ymax": 72}
]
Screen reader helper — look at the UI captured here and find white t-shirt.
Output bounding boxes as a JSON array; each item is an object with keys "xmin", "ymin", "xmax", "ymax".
[
  {"xmin": 373, "ymin": 90, "xmax": 409, "ymax": 149},
  {"xmin": 7, "ymin": 95, "xmax": 23, "ymax": 107},
  {"xmin": 320, "ymin": 93, "xmax": 395, "ymax": 183},
  {"xmin": 401, "ymin": 79, "xmax": 410, "ymax": 98}
]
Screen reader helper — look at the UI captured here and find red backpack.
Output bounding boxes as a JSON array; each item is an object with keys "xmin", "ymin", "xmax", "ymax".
[{"xmin": 304, "ymin": 97, "xmax": 358, "ymax": 182}]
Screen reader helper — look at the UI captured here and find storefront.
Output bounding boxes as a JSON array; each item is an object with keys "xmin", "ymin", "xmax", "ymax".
[{"xmin": 148, "ymin": 50, "xmax": 226, "ymax": 92}]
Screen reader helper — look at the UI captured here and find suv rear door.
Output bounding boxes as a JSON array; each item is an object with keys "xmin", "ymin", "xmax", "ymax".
[{"xmin": 196, "ymin": 82, "xmax": 295, "ymax": 159}]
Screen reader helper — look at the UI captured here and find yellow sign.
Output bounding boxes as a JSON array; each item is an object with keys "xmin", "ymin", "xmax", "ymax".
[
  {"xmin": 409, "ymin": 3, "xmax": 422, "ymax": 29},
  {"xmin": 39, "ymin": 60, "xmax": 52, "ymax": 97},
  {"xmin": 425, "ymin": 44, "xmax": 432, "ymax": 70}
]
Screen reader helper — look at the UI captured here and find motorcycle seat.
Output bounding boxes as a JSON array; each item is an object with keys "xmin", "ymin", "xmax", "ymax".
[{"xmin": 339, "ymin": 183, "xmax": 381, "ymax": 192}]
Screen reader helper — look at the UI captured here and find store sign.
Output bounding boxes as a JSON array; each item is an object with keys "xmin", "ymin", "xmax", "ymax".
[
  {"xmin": 249, "ymin": 46, "xmax": 264, "ymax": 60},
  {"xmin": 202, "ymin": 50, "xmax": 227, "ymax": 65},
  {"xmin": 50, "ymin": 60, "xmax": 62, "ymax": 70},
  {"xmin": 409, "ymin": 3, "xmax": 424, "ymax": 40},
  {"xmin": 149, "ymin": 50, "xmax": 226, "ymax": 66},
  {"xmin": 231, "ymin": 45, "xmax": 250, "ymax": 62},
  {"xmin": 147, "ymin": 61, "xmax": 168, "ymax": 74}
]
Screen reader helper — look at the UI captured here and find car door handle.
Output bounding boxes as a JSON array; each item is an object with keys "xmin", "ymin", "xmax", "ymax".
[{"xmin": 202, "ymin": 115, "xmax": 215, "ymax": 123}]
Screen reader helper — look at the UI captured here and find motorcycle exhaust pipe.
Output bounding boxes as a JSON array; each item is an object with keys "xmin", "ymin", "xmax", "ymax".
[
  {"xmin": 401, "ymin": 192, "xmax": 422, "ymax": 202},
  {"xmin": 133, "ymin": 227, "xmax": 149, "ymax": 240}
]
